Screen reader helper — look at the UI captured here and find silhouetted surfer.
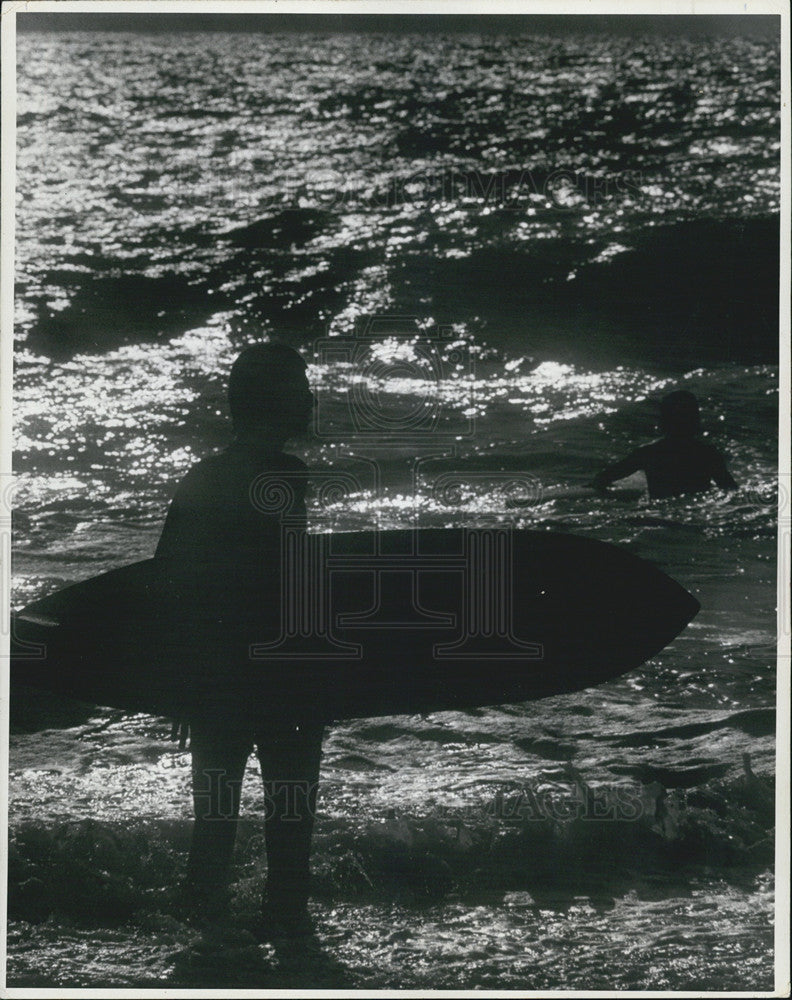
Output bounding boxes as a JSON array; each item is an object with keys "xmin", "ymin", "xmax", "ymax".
[
  {"xmin": 156, "ymin": 343, "xmax": 321, "ymax": 938},
  {"xmin": 591, "ymin": 390, "xmax": 737, "ymax": 499}
]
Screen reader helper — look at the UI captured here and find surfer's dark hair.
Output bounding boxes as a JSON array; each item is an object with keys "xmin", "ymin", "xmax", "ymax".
[
  {"xmin": 228, "ymin": 342, "xmax": 308, "ymax": 430},
  {"xmin": 660, "ymin": 390, "xmax": 701, "ymax": 437}
]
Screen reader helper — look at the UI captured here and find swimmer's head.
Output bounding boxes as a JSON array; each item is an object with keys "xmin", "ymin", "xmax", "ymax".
[
  {"xmin": 660, "ymin": 390, "xmax": 701, "ymax": 438},
  {"xmin": 229, "ymin": 342, "xmax": 313, "ymax": 440}
]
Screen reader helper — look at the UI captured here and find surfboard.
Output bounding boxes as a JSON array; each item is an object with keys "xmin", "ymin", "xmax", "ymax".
[{"xmin": 10, "ymin": 528, "xmax": 699, "ymax": 724}]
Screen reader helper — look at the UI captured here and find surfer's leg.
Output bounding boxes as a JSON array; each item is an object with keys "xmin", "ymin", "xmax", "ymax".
[
  {"xmin": 185, "ymin": 722, "xmax": 252, "ymax": 912},
  {"xmin": 256, "ymin": 720, "xmax": 325, "ymax": 931}
]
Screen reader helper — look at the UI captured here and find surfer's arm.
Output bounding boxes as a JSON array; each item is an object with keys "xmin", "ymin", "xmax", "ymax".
[
  {"xmin": 154, "ymin": 500, "xmax": 186, "ymax": 560},
  {"xmin": 155, "ymin": 468, "xmax": 208, "ymax": 561},
  {"xmin": 590, "ymin": 449, "xmax": 644, "ymax": 493},
  {"xmin": 709, "ymin": 448, "xmax": 738, "ymax": 491}
]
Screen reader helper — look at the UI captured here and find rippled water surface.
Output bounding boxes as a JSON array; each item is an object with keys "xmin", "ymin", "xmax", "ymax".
[{"xmin": 8, "ymin": 25, "xmax": 780, "ymax": 990}]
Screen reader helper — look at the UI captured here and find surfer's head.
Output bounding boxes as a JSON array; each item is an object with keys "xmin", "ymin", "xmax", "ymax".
[
  {"xmin": 229, "ymin": 342, "xmax": 313, "ymax": 442},
  {"xmin": 659, "ymin": 390, "xmax": 701, "ymax": 438}
]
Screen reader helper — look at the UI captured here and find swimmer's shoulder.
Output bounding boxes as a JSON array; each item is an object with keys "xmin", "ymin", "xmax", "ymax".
[{"xmin": 694, "ymin": 438, "xmax": 728, "ymax": 465}]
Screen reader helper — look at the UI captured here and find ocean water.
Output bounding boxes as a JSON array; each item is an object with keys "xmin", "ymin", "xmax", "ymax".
[{"xmin": 8, "ymin": 28, "xmax": 780, "ymax": 989}]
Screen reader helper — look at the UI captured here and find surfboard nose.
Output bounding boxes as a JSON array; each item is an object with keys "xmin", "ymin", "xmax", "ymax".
[{"xmin": 620, "ymin": 571, "xmax": 700, "ymax": 664}]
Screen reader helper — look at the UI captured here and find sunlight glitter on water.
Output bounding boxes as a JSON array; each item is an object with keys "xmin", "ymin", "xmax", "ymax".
[{"xmin": 9, "ymin": 25, "xmax": 779, "ymax": 991}]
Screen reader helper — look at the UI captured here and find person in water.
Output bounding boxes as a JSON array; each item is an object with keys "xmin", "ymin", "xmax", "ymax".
[
  {"xmin": 156, "ymin": 343, "xmax": 321, "ymax": 938},
  {"xmin": 591, "ymin": 390, "xmax": 737, "ymax": 499}
]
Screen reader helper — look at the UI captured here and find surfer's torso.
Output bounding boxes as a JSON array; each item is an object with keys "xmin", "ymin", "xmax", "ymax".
[
  {"xmin": 631, "ymin": 437, "xmax": 735, "ymax": 499},
  {"xmin": 156, "ymin": 442, "xmax": 307, "ymax": 626}
]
